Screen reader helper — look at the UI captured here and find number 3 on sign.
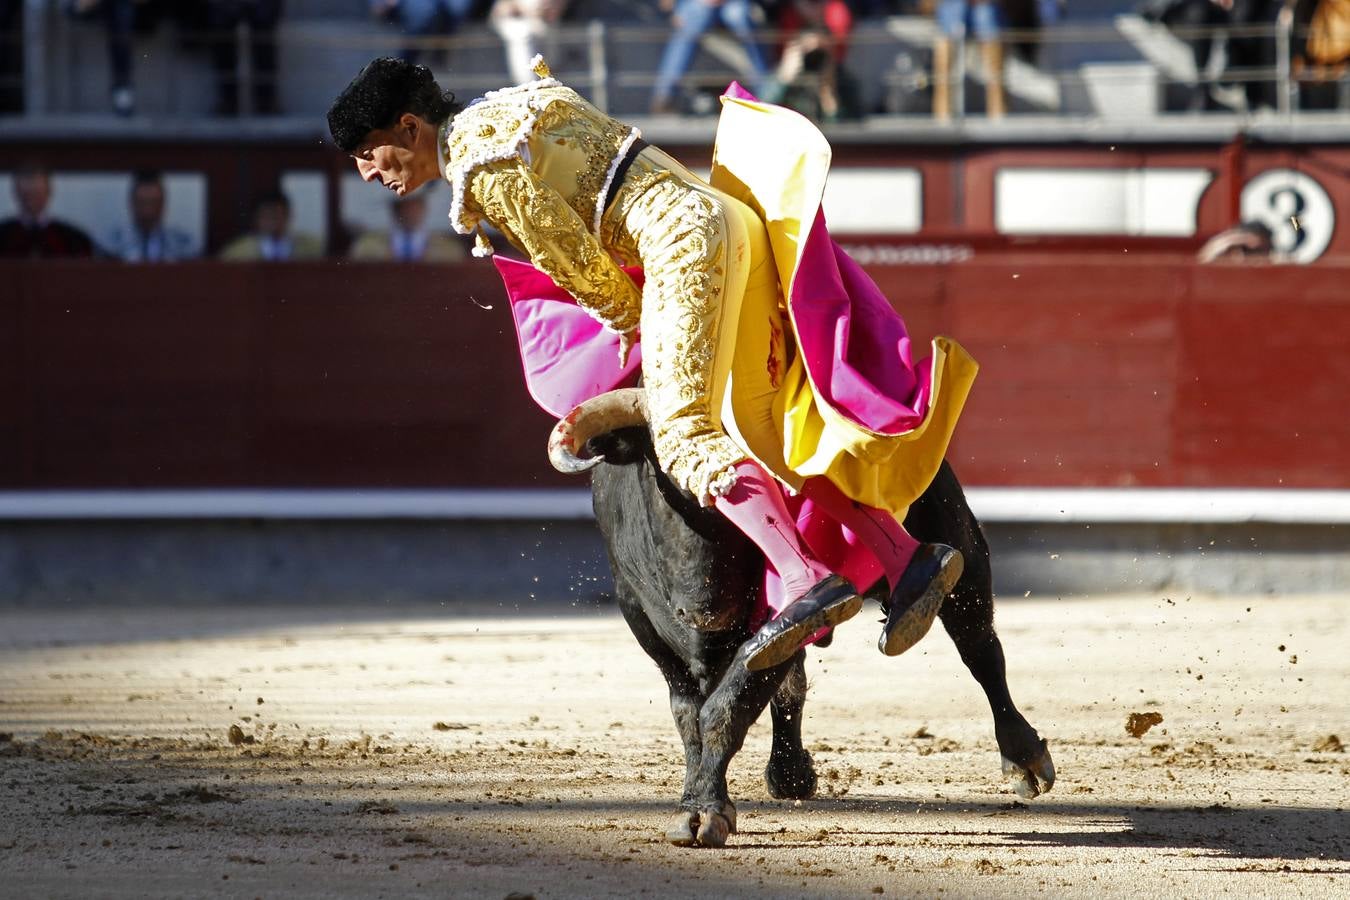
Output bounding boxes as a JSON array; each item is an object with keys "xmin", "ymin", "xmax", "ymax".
[{"xmin": 1239, "ymin": 169, "xmax": 1334, "ymax": 263}]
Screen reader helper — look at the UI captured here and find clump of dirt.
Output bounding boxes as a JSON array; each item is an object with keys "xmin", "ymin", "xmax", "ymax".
[
  {"xmin": 164, "ymin": 785, "xmax": 237, "ymax": 804},
  {"xmin": 974, "ymin": 859, "xmax": 1005, "ymax": 875},
  {"xmin": 1126, "ymin": 711, "xmax": 1164, "ymax": 738},
  {"xmin": 432, "ymin": 722, "xmax": 471, "ymax": 731},
  {"xmin": 1312, "ymin": 735, "xmax": 1343, "ymax": 753},
  {"xmin": 227, "ymin": 725, "xmax": 255, "ymax": 746},
  {"xmin": 354, "ymin": 800, "xmax": 400, "ymax": 815}
]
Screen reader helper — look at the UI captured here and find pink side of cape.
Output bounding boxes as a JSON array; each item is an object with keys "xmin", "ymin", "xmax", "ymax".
[{"xmin": 493, "ymin": 255, "xmax": 643, "ymax": 418}]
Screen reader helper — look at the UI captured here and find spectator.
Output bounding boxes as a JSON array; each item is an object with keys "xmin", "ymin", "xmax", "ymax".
[
  {"xmin": 65, "ymin": 0, "xmax": 168, "ymax": 116},
  {"xmin": 201, "ymin": 0, "xmax": 284, "ymax": 115},
  {"xmin": 490, "ymin": 0, "xmax": 567, "ymax": 85},
  {"xmin": 649, "ymin": 0, "xmax": 771, "ymax": 114},
  {"xmin": 348, "ymin": 194, "xmax": 467, "ymax": 262},
  {"xmin": 0, "ymin": 0, "xmax": 23, "ymax": 114},
  {"xmin": 219, "ymin": 189, "xmax": 322, "ymax": 261},
  {"xmin": 371, "ymin": 0, "xmax": 477, "ymax": 63},
  {"xmin": 932, "ymin": 0, "xmax": 1006, "ymax": 119},
  {"xmin": 1002, "ymin": 0, "xmax": 1063, "ymax": 65},
  {"xmin": 1220, "ymin": 0, "xmax": 1283, "ymax": 110},
  {"xmin": 100, "ymin": 170, "xmax": 199, "ymax": 262},
  {"xmin": 0, "ymin": 162, "xmax": 95, "ymax": 259},
  {"xmin": 763, "ymin": 0, "xmax": 857, "ymax": 122},
  {"xmin": 1140, "ymin": 0, "xmax": 1228, "ymax": 111},
  {"xmin": 1298, "ymin": 0, "xmax": 1349, "ymax": 107},
  {"xmin": 1196, "ymin": 221, "xmax": 1277, "ymax": 262}
]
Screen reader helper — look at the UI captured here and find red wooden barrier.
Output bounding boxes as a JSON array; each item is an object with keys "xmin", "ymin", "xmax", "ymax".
[{"xmin": 2, "ymin": 258, "xmax": 1347, "ymax": 490}]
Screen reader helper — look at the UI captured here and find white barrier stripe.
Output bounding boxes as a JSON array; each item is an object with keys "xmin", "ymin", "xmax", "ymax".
[
  {"xmin": 0, "ymin": 489, "xmax": 596, "ymax": 520},
  {"xmin": 0, "ymin": 488, "xmax": 1346, "ymax": 523},
  {"xmin": 966, "ymin": 488, "xmax": 1350, "ymax": 524}
]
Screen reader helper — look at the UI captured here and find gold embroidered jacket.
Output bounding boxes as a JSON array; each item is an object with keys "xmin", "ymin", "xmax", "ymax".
[{"xmin": 442, "ymin": 72, "xmax": 644, "ymax": 336}]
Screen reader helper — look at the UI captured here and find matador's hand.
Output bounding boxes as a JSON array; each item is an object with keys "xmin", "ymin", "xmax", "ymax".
[{"xmin": 618, "ymin": 330, "xmax": 639, "ymax": 368}]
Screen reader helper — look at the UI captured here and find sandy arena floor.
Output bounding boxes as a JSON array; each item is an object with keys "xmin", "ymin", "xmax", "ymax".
[{"xmin": 1, "ymin": 592, "xmax": 1347, "ymax": 899}]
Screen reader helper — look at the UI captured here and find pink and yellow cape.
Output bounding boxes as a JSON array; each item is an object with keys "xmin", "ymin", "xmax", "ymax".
[{"xmin": 494, "ymin": 86, "xmax": 978, "ymax": 614}]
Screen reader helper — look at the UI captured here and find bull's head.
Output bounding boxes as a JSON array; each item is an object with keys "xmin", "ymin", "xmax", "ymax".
[{"xmin": 547, "ymin": 388, "xmax": 649, "ymax": 474}]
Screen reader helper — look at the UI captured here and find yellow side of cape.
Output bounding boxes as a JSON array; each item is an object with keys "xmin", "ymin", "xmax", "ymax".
[{"xmin": 709, "ymin": 96, "xmax": 980, "ymax": 518}]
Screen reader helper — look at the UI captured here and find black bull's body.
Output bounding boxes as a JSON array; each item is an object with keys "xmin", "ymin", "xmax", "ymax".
[{"xmin": 581, "ymin": 425, "xmax": 1055, "ymax": 848}]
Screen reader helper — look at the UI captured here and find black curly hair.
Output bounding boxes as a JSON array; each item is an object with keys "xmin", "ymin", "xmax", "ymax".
[{"xmin": 327, "ymin": 57, "xmax": 462, "ymax": 153}]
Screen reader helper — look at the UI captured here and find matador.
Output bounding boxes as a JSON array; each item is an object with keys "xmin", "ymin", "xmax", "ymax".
[{"xmin": 327, "ymin": 56, "xmax": 979, "ymax": 670}]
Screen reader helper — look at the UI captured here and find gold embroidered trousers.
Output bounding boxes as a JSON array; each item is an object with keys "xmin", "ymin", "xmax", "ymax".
[{"xmin": 600, "ymin": 147, "xmax": 789, "ymax": 504}]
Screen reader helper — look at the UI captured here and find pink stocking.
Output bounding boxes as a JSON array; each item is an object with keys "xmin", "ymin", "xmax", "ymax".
[
  {"xmin": 714, "ymin": 460, "xmax": 832, "ymax": 605},
  {"xmin": 800, "ymin": 476, "xmax": 920, "ymax": 590}
]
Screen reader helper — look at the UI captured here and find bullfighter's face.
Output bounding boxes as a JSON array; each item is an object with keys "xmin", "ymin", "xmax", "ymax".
[{"xmin": 352, "ymin": 113, "xmax": 440, "ymax": 199}]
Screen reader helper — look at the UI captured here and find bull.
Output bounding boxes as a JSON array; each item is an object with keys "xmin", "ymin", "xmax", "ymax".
[{"xmin": 549, "ymin": 387, "xmax": 1056, "ymax": 848}]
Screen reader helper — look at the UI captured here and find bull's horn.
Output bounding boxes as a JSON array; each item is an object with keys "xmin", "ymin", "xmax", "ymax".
[{"xmin": 547, "ymin": 388, "xmax": 648, "ymax": 474}]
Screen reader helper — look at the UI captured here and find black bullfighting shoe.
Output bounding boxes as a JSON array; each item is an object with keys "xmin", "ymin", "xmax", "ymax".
[
  {"xmin": 742, "ymin": 575, "xmax": 862, "ymax": 672},
  {"xmin": 878, "ymin": 543, "xmax": 964, "ymax": 657}
]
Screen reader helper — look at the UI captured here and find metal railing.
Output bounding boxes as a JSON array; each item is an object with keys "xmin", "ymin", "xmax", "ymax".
[{"xmin": 4, "ymin": 7, "xmax": 1347, "ymax": 123}]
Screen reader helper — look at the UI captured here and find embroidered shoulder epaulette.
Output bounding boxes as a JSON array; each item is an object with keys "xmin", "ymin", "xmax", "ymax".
[{"xmin": 443, "ymin": 56, "xmax": 566, "ymax": 252}]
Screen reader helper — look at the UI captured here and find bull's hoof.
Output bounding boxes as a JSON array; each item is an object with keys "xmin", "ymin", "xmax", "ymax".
[
  {"xmin": 665, "ymin": 811, "xmax": 699, "ymax": 847},
  {"xmin": 765, "ymin": 751, "xmax": 817, "ymax": 800},
  {"xmin": 1002, "ymin": 741, "xmax": 1055, "ymax": 799},
  {"xmin": 666, "ymin": 803, "xmax": 736, "ymax": 848},
  {"xmin": 695, "ymin": 803, "xmax": 736, "ymax": 849}
]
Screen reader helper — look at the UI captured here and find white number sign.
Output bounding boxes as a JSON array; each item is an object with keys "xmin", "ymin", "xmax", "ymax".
[{"xmin": 1240, "ymin": 168, "xmax": 1335, "ymax": 263}]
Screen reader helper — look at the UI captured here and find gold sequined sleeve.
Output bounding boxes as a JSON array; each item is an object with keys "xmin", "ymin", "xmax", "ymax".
[{"xmin": 466, "ymin": 156, "xmax": 641, "ymax": 335}]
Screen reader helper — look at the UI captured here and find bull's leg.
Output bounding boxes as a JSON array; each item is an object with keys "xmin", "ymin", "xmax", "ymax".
[
  {"xmin": 764, "ymin": 653, "xmax": 817, "ymax": 800},
  {"xmin": 683, "ymin": 646, "xmax": 802, "ymax": 848},
  {"xmin": 613, "ymin": 600, "xmax": 710, "ymax": 844},
  {"xmin": 938, "ymin": 532, "xmax": 1056, "ymax": 799},
  {"xmin": 669, "ymin": 679, "xmax": 705, "ymax": 805},
  {"xmin": 662, "ymin": 670, "xmax": 716, "ymax": 847}
]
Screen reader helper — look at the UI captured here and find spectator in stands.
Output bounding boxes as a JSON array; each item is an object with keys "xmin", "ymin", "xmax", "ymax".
[
  {"xmin": 1298, "ymin": 0, "xmax": 1349, "ymax": 107},
  {"xmin": 219, "ymin": 189, "xmax": 322, "ymax": 261},
  {"xmin": 201, "ymin": 0, "xmax": 284, "ymax": 115},
  {"xmin": 649, "ymin": 0, "xmax": 771, "ymax": 114},
  {"xmin": 64, "ymin": 0, "xmax": 168, "ymax": 116},
  {"xmin": 1219, "ymin": 0, "xmax": 1283, "ymax": 110},
  {"xmin": 0, "ymin": 0, "xmax": 23, "ymax": 114},
  {"xmin": 763, "ymin": 0, "xmax": 857, "ymax": 122},
  {"xmin": 490, "ymin": 0, "xmax": 568, "ymax": 85},
  {"xmin": 348, "ymin": 193, "xmax": 467, "ymax": 261},
  {"xmin": 100, "ymin": 170, "xmax": 199, "ymax": 262},
  {"xmin": 932, "ymin": 0, "xmax": 1006, "ymax": 119},
  {"xmin": 1140, "ymin": 0, "xmax": 1230, "ymax": 111},
  {"xmin": 0, "ymin": 162, "xmax": 95, "ymax": 259},
  {"xmin": 1002, "ymin": 0, "xmax": 1063, "ymax": 65},
  {"xmin": 1196, "ymin": 221, "xmax": 1277, "ymax": 262},
  {"xmin": 372, "ymin": 0, "xmax": 478, "ymax": 63}
]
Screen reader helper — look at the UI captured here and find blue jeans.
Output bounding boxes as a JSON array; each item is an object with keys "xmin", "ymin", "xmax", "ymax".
[
  {"xmin": 652, "ymin": 0, "xmax": 768, "ymax": 105},
  {"xmin": 936, "ymin": 0, "xmax": 1005, "ymax": 40}
]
